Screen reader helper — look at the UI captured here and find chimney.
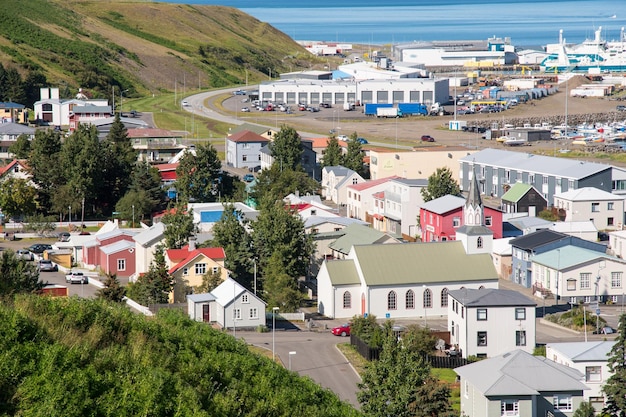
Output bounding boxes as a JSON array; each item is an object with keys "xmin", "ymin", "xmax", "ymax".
[{"xmin": 188, "ymin": 236, "xmax": 196, "ymax": 251}]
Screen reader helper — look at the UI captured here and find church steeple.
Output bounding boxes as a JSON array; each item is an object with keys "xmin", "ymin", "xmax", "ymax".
[{"xmin": 465, "ymin": 165, "xmax": 484, "ymax": 227}]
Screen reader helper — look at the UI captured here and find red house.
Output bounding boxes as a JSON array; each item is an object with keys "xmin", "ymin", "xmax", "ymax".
[
  {"xmin": 420, "ymin": 195, "xmax": 502, "ymax": 242},
  {"xmin": 82, "ymin": 229, "xmax": 137, "ymax": 278}
]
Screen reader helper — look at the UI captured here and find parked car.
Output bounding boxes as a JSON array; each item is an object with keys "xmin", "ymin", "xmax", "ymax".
[
  {"xmin": 28, "ymin": 244, "xmax": 52, "ymax": 254},
  {"xmin": 617, "ymin": 105, "xmax": 626, "ymax": 112},
  {"xmin": 307, "ymin": 106, "xmax": 319, "ymax": 112},
  {"xmin": 421, "ymin": 135, "xmax": 435, "ymax": 142},
  {"xmin": 16, "ymin": 249, "xmax": 34, "ymax": 261},
  {"xmin": 319, "ymin": 103, "xmax": 332, "ymax": 108},
  {"xmin": 233, "ymin": 90, "xmax": 247, "ymax": 95},
  {"xmin": 243, "ymin": 174, "xmax": 255, "ymax": 182},
  {"xmin": 337, "ymin": 135, "xmax": 349, "ymax": 141},
  {"xmin": 58, "ymin": 232, "xmax": 71, "ymax": 242},
  {"xmin": 241, "ymin": 107, "xmax": 250, "ymax": 112},
  {"xmin": 356, "ymin": 137, "xmax": 368, "ymax": 144},
  {"xmin": 331, "ymin": 323, "xmax": 351, "ymax": 337},
  {"xmin": 248, "ymin": 165, "xmax": 262, "ymax": 173},
  {"xmin": 181, "ymin": 100, "xmax": 189, "ymax": 106},
  {"xmin": 65, "ymin": 271, "xmax": 88, "ymax": 285},
  {"xmin": 38, "ymin": 259, "xmax": 58, "ymax": 272},
  {"xmin": 593, "ymin": 326, "xmax": 616, "ymax": 334}
]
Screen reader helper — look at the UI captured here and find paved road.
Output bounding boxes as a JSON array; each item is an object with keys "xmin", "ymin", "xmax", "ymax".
[{"xmin": 237, "ymin": 328, "xmax": 361, "ymax": 408}]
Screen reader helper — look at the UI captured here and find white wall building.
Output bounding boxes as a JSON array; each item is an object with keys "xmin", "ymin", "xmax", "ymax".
[
  {"xmin": 33, "ymin": 87, "xmax": 109, "ymax": 127},
  {"xmin": 554, "ymin": 187, "xmax": 625, "ymax": 231},
  {"xmin": 346, "ymin": 176, "xmax": 400, "ymax": 221},
  {"xmin": 321, "ymin": 166, "xmax": 365, "ymax": 205}
]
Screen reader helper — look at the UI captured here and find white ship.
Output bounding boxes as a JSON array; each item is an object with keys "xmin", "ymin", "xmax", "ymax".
[{"xmin": 540, "ymin": 27, "xmax": 626, "ymax": 73}]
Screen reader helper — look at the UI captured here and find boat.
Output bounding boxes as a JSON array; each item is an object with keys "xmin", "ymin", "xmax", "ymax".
[
  {"xmin": 541, "ymin": 27, "xmax": 626, "ymax": 73},
  {"xmin": 504, "ymin": 138, "xmax": 528, "ymax": 146}
]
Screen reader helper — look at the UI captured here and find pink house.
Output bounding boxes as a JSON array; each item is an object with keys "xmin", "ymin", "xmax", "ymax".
[
  {"xmin": 420, "ymin": 195, "xmax": 502, "ymax": 242},
  {"xmin": 82, "ymin": 229, "xmax": 137, "ymax": 277}
]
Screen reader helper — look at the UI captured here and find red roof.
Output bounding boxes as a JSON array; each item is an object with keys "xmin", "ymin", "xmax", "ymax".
[
  {"xmin": 228, "ymin": 130, "xmax": 270, "ymax": 143},
  {"xmin": 155, "ymin": 163, "xmax": 178, "ymax": 172},
  {"xmin": 167, "ymin": 246, "xmax": 226, "ymax": 274},
  {"xmin": 309, "ymin": 137, "xmax": 348, "ymax": 148},
  {"xmin": 348, "ymin": 176, "xmax": 401, "ymax": 192},
  {"xmin": 0, "ymin": 159, "xmax": 28, "ymax": 176}
]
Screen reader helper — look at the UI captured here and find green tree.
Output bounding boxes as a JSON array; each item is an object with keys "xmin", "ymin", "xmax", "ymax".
[
  {"xmin": 175, "ymin": 144, "xmax": 221, "ymax": 202},
  {"xmin": 0, "ymin": 250, "xmax": 43, "ymax": 297},
  {"xmin": 538, "ymin": 209, "xmax": 559, "ymax": 221},
  {"xmin": 358, "ymin": 325, "xmax": 454, "ymax": 417},
  {"xmin": 421, "ymin": 167, "xmax": 461, "ymax": 202},
  {"xmin": 262, "ymin": 252, "xmax": 303, "ymax": 311},
  {"xmin": 126, "ymin": 245, "xmax": 173, "ymax": 305},
  {"xmin": 269, "ymin": 125, "xmax": 303, "ymax": 171},
  {"xmin": 210, "ymin": 203, "xmax": 253, "ymax": 288},
  {"xmin": 23, "ymin": 214, "xmax": 56, "ymax": 235},
  {"xmin": 115, "ymin": 190, "xmax": 151, "ymax": 227},
  {"xmin": 97, "ymin": 273, "xmax": 126, "ymax": 303},
  {"xmin": 27, "ymin": 129, "xmax": 63, "ymax": 212},
  {"xmin": 251, "ymin": 165, "xmax": 319, "ymax": 208},
  {"xmin": 161, "ymin": 201, "xmax": 196, "ymax": 249},
  {"xmin": 130, "ymin": 161, "xmax": 165, "ymax": 212},
  {"xmin": 195, "ymin": 268, "xmax": 223, "ymax": 293},
  {"xmin": 603, "ymin": 313, "xmax": 626, "ymax": 417},
  {"xmin": 99, "ymin": 113, "xmax": 137, "ymax": 208},
  {"xmin": 573, "ymin": 401, "xmax": 596, "ymax": 417},
  {"xmin": 0, "ymin": 178, "xmax": 37, "ymax": 220},
  {"xmin": 322, "ymin": 136, "xmax": 343, "ymax": 167},
  {"xmin": 343, "ymin": 132, "xmax": 366, "ymax": 177},
  {"xmin": 8, "ymin": 134, "xmax": 31, "ymax": 159}
]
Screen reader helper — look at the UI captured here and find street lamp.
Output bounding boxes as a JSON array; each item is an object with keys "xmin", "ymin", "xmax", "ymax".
[
  {"xmin": 68, "ymin": 206, "xmax": 71, "ymax": 226},
  {"xmin": 120, "ymin": 89, "xmax": 129, "ymax": 113},
  {"xmin": 132, "ymin": 204, "xmax": 135, "ymax": 228},
  {"xmin": 253, "ymin": 259, "xmax": 257, "ymax": 295},
  {"xmin": 272, "ymin": 307, "xmax": 279, "ymax": 361},
  {"xmin": 288, "ymin": 351, "xmax": 296, "ymax": 371}
]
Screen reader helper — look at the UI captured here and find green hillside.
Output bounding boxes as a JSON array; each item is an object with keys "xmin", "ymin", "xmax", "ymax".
[
  {"xmin": 0, "ymin": 296, "xmax": 360, "ymax": 416},
  {"xmin": 0, "ymin": 0, "xmax": 319, "ymax": 100}
]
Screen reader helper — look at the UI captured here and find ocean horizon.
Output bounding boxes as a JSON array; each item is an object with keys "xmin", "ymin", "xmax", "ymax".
[{"xmin": 161, "ymin": 0, "xmax": 626, "ymax": 47}]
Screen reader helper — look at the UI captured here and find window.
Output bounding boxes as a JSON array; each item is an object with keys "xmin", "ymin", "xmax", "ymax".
[
  {"xmin": 592, "ymin": 202, "xmax": 600, "ymax": 212},
  {"xmin": 580, "ymin": 273, "xmax": 591, "ymax": 289},
  {"xmin": 212, "ymin": 266, "xmax": 219, "ymax": 275},
  {"xmin": 182, "ymin": 267, "xmax": 189, "ymax": 276},
  {"xmin": 569, "ymin": 179, "xmax": 575, "ymax": 188},
  {"xmin": 461, "ymin": 306, "xmax": 464, "ymax": 319},
  {"xmin": 553, "ymin": 395, "xmax": 572, "ymax": 411},
  {"xmin": 477, "ymin": 237, "xmax": 483, "ymax": 249},
  {"xmin": 501, "ymin": 400, "xmax": 519, "ymax": 416},
  {"xmin": 516, "ymin": 330, "xmax": 526, "ymax": 346},
  {"xmin": 242, "ymin": 294, "xmax": 249, "ymax": 304},
  {"xmin": 485, "ymin": 216, "xmax": 492, "ymax": 226},
  {"xmin": 477, "ymin": 331, "xmax": 487, "ymax": 346},
  {"xmin": 117, "ymin": 259, "xmax": 126, "ymax": 271},
  {"xmin": 453, "ymin": 217, "xmax": 460, "ymax": 227},
  {"xmin": 441, "ymin": 288, "xmax": 449, "ymax": 308},
  {"xmin": 233, "ymin": 308, "xmax": 241, "ymax": 320},
  {"xmin": 406, "ymin": 290, "xmax": 415, "ymax": 309},
  {"xmin": 529, "ymin": 174, "xmax": 535, "ymax": 183},
  {"xmin": 423, "ymin": 288, "xmax": 432, "ymax": 308},
  {"xmin": 567, "ymin": 278, "xmax": 576, "ymax": 291},
  {"xmin": 343, "ymin": 291, "xmax": 351, "ymax": 309},
  {"xmin": 311, "ymin": 209, "xmax": 317, "ymax": 216},
  {"xmin": 195, "ymin": 263, "xmax": 207, "ymax": 275},
  {"xmin": 611, "ymin": 272, "xmax": 622, "ymax": 288},
  {"xmin": 249, "ymin": 308, "xmax": 258, "ymax": 319},
  {"xmin": 515, "ymin": 308, "xmax": 526, "ymax": 320},
  {"xmin": 608, "ymin": 217, "xmax": 614, "ymax": 226},
  {"xmin": 242, "ymin": 155, "xmax": 248, "ymax": 161},
  {"xmin": 608, "ymin": 202, "xmax": 614, "ymax": 210},
  {"xmin": 477, "ymin": 308, "xmax": 487, "ymax": 321},
  {"xmin": 586, "ymin": 366, "xmax": 602, "ymax": 382},
  {"xmin": 387, "ymin": 291, "xmax": 397, "ymax": 310},
  {"xmin": 543, "ymin": 176, "xmax": 548, "ymax": 185}
]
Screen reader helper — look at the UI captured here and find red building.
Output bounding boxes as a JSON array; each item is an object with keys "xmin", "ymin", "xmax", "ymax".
[
  {"xmin": 420, "ymin": 195, "xmax": 502, "ymax": 242},
  {"xmin": 82, "ymin": 229, "xmax": 137, "ymax": 278}
]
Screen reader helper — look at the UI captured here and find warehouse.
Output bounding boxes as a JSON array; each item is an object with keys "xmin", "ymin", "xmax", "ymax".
[{"xmin": 258, "ymin": 77, "xmax": 449, "ymax": 107}]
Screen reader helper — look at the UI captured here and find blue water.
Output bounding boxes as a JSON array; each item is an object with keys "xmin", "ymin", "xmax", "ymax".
[{"xmin": 162, "ymin": 0, "xmax": 626, "ymax": 46}]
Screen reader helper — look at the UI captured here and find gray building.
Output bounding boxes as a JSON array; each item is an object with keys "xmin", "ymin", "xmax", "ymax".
[
  {"xmin": 226, "ymin": 130, "xmax": 270, "ymax": 170},
  {"xmin": 459, "ymin": 148, "xmax": 612, "ymax": 202}
]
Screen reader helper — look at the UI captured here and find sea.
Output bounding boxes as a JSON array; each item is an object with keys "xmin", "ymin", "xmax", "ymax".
[{"xmin": 161, "ymin": 0, "xmax": 626, "ymax": 48}]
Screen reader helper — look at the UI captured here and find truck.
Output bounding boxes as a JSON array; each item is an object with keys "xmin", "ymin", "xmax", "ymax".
[
  {"xmin": 376, "ymin": 107, "xmax": 401, "ymax": 118},
  {"xmin": 343, "ymin": 102, "xmax": 355, "ymax": 111},
  {"xmin": 364, "ymin": 103, "xmax": 393, "ymax": 116},
  {"xmin": 398, "ymin": 103, "xmax": 428, "ymax": 116}
]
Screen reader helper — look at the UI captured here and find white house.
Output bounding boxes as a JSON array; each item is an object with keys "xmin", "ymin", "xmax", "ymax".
[
  {"xmin": 551, "ymin": 220, "xmax": 599, "ymax": 242},
  {"xmin": 546, "ymin": 341, "xmax": 617, "ymax": 411},
  {"xmin": 346, "ymin": 176, "xmax": 401, "ymax": 221},
  {"xmin": 608, "ymin": 229, "xmax": 626, "ymax": 258},
  {"xmin": 448, "ymin": 288, "xmax": 537, "ymax": 359},
  {"xmin": 225, "ymin": 130, "xmax": 270, "ymax": 170},
  {"xmin": 554, "ymin": 187, "xmax": 625, "ymax": 231},
  {"xmin": 455, "ymin": 349, "xmax": 588, "ymax": 417},
  {"xmin": 375, "ymin": 178, "xmax": 427, "ymax": 239},
  {"xmin": 132, "ymin": 222, "xmax": 166, "ymax": 279},
  {"xmin": 187, "ymin": 277, "xmax": 267, "ymax": 329},
  {"xmin": 317, "ymin": 240, "xmax": 499, "ymax": 320},
  {"xmin": 321, "ymin": 166, "xmax": 365, "ymax": 205}
]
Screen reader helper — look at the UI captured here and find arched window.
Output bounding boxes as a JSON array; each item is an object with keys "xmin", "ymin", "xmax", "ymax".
[
  {"xmin": 477, "ymin": 236, "xmax": 483, "ymax": 248},
  {"xmin": 441, "ymin": 288, "xmax": 449, "ymax": 307},
  {"xmin": 406, "ymin": 290, "xmax": 415, "ymax": 309},
  {"xmin": 343, "ymin": 291, "xmax": 351, "ymax": 309},
  {"xmin": 423, "ymin": 288, "xmax": 432, "ymax": 308},
  {"xmin": 388, "ymin": 291, "xmax": 397, "ymax": 310}
]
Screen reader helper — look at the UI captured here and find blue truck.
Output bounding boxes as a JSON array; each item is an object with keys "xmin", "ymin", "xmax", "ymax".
[
  {"xmin": 364, "ymin": 103, "xmax": 393, "ymax": 116},
  {"xmin": 398, "ymin": 103, "xmax": 429, "ymax": 116}
]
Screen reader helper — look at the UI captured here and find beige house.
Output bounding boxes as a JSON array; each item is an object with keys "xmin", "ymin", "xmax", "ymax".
[
  {"xmin": 369, "ymin": 147, "xmax": 477, "ymax": 181},
  {"xmin": 321, "ymin": 166, "xmax": 365, "ymax": 205},
  {"xmin": 166, "ymin": 246, "xmax": 228, "ymax": 303},
  {"xmin": 553, "ymin": 187, "xmax": 625, "ymax": 231}
]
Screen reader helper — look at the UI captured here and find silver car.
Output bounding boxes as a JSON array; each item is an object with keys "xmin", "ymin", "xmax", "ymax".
[
  {"xmin": 38, "ymin": 259, "xmax": 58, "ymax": 272},
  {"xmin": 16, "ymin": 249, "xmax": 34, "ymax": 261}
]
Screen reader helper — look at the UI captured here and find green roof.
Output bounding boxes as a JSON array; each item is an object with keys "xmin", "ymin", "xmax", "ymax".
[
  {"xmin": 501, "ymin": 182, "xmax": 533, "ymax": 203},
  {"xmin": 532, "ymin": 246, "xmax": 615, "ymax": 270},
  {"xmin": 352, "ymin": 241, "xmax": 499, "ymax": 286},
  {"xmin": 329, "ymin": 224, "xmax": 398, "ymax": 254},
  {"xmin": 326, "ymin": 260, "xmax": 361, "ymax": 285}
]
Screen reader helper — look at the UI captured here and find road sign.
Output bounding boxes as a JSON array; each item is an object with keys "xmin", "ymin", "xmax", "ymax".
[{"xmin": 596, "ymin": 308, "xmax": 601, "ymax": 315}]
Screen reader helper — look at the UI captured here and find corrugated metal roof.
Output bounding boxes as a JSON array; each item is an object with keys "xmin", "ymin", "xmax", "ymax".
[
  {"xmin": 329, "ymin": 224, "xmax": 399, "ymax": 254},
  {"xmin": 353, "ymin": 241, "xmax": 498, "ymax": 286},
  {"xmin": 326, "ymin": 260, "xmax": 360, "ymax": 285},
  {"xmin": 100, "ymin": 240, "xmax": 134, "ymax": 255},
  {"xmin": 554, "ymin": 187, "xmax": 620, "ymax": 201},
  {"xmin": 547, "ymin": 341, "xmax": 616, "ymax": 362},
  {"xmin": 455, "ymin": 350, "xmax": 588, "ymax": 396},
  {"xmin": 460, "ymin": 148, "xmax": 611, "ymax": 179},
  {"xmin": 187, "ymin": 293, "xmax": 216, "ymax": 303},
  {"xmin": 448, "ymin": 288, "xmax": 536, "ymax": 307},
  {"xmin": 509, "ymin": 229, "xmax": 567, "ymax": 250},
  {"xmin": 421, "ymin": 195, "xmax": 465, "ymax": 214},
  {"xmin": 531, "ymin": 246, "xmax": 615, "ymax": 269},
  {"xmin": 501, "ymin": 182, "xmax": 533, "ymax": 203}
]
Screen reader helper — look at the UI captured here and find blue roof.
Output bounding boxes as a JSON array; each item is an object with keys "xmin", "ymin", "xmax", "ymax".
[{"xmin": 532, "ymin": 245, "xmax": 614, "ymax": 269}]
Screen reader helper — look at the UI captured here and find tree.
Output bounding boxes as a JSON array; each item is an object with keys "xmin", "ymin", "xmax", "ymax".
[
  {"xmin": 421, "ymin": 167, "xmax": 461, "ymax": 202},
  {"xmin": 0, "ymin": 178, "xmax": 38, "ymax": 220},
  {"xmin": 250, "ymin": 165, "xmax": 319, "ymax": 209},
  {"xmin": 115, "ymin": 190, "xmax": 151, "ymax": 227},
  {"xmin": 23, "ymin": 214, "xmax": 56, "ymax": 236},
  {"xmin": 27, "ymin": 129, "xmax": 63, "ymax": 212},
  {"xmin": 175, "ymin": 144, "xmax": 221, "ymax": 202},
  {"xmin": 262, "ymin": 252, "xmax": 303, "ymax": 311},
  {"xmin": 603, "ymin": 313, "xmax": 626, "ymax": 417},
  {"xmin": 161, "ymin": 201, "xmax": 196, "ymax": 249},
  {"xmin": 0, "ymin": 250, "xmax": 43, "ymax": 297},
  {"xmin": 126, "ymin": 245, "xmax": 173, "ymax": 305},
  {"xmin": 343, "ymin": 132, "xmax": 366, "ymax": 177},
  {"xmin": 573, "ymin": 401, "xmax": 596, "ymax": 417},
  {"xmin": 269, "ymin": 125, "xmax": 303, "ymax": 171},
  {"xmin": 321, "ymin": 136, "xmax": 343, "ymax": 167},
  {"xmin": 358, "ymin": 325, "xmax": 455, "ymax": 417},
  {"xmin": 195, "ymin": 268, "xmax": 223, "ymax": 293},
  {"xmin": 8, "ymin": 134, "xmax": 31, "ymax": 159},
  {"xmin": 97, "ymin": 273, "xmax": 126, "ymax": 303},
  {"xmin": 129, "ymin": 161, "xmax": 165, "ymax": 212}
]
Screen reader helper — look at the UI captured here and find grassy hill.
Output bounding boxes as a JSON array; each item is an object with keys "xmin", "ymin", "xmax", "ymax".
[{"xmin": 0, "ymin": 0, "xmax": 320, "ymax": 99}]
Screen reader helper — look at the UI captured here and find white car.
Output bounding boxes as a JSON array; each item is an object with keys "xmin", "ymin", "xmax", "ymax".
[
  {"xmin": 337, "ymin": 135, "xmax": 349, "ymax": 141},
  {"xmin": 65, "ymin": 271, "xmax": 88, "ymax": 284},
  {"xmin": 241, "ymin": 107, "xmax": 250, "ymax": 112},
  {"xmin": 181, "ymin": 100, "xmax": 190, "ymax": 107}
]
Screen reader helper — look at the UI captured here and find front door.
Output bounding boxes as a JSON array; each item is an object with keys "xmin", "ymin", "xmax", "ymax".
[{"xmin": 202, "ymin": 304, "xmax": 210, "ymax": 322}]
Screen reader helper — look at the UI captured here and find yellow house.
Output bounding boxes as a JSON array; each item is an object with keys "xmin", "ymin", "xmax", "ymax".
[
  {"xmin": 0, "ymin": 102, "xmax": 27, "ymax": 124},
  {"xmin": 166, "ymin": 246, "xmax": 229, "ymax": 303}
]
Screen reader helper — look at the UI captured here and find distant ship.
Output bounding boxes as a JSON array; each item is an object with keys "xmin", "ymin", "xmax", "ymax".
[{"xmin": 540, "ymin": 27, "xmax": 626, "ymax": 73}]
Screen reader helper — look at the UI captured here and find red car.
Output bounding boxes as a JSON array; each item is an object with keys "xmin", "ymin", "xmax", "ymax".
[
  {"xmin": 421, "ymin": 135, "xmax": 435, "ymax": 142},
  {"xmin": 331, "ymin": 323, "xmax": 351, "ymax": 337}
]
